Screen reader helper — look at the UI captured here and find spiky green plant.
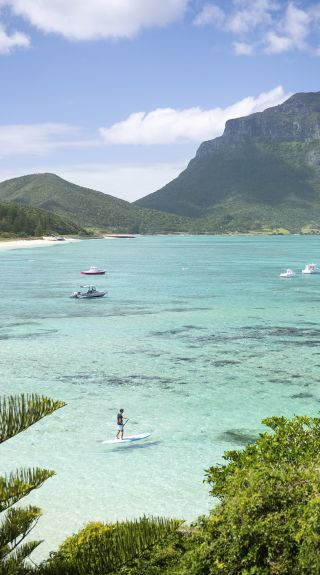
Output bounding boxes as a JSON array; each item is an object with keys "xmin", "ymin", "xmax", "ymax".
[
  {"xmin": 0, "ymin": 394, "xmax": 65, "ymax": 574},
  {"xmin": 0, "ymin": 394, "xmax": 65, "ymax": 444},
  {"xmin": 43, "ymin": 517, "xmax": 182, "ymax": 575}
]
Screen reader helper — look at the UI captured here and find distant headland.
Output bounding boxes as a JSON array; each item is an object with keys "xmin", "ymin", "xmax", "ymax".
[{"xmin": 2, "ymin": 92, "xmax": 320, "ymax": 236}]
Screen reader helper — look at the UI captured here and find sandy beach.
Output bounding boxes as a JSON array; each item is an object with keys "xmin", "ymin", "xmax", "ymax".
[{"xmin": 0, "ymin": 237, "xmax": 80, "ymax": 250}]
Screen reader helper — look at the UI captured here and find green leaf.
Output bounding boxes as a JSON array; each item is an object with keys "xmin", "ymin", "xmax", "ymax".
[
  {"xmin": 1, "ymin": 540, "xmax": 41, "ymax": 574},
  {"xmin": 0, "ymin": 394, "xmax": 66, "ymax": 444},
  {"xmin": 0, "ymin": 505, "xmax": 41, "ymax": 559},
  {"xmin": 0, "ymin": 468, "xmax": 55, "ymax": 511},
  {"xmin": 48, "ymin": 516, "xmax": 182, "ymax": 575}
]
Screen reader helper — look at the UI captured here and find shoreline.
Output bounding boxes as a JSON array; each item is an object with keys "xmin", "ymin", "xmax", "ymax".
[
  {"xmin": 0, "ymin": 237, "xmax": 80, "ymax": 250},
  {"xmin": 0, "ymin": 233, "xmax": 316, "ymax": 251}
]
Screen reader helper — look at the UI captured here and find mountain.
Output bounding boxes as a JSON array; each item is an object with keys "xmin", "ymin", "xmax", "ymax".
[
  {"xmin": 0, "ymin": 200, "xmax": 86, "ymax": 238},
  {"xmin": 0, "ymin": 173, "xmax": 196, "ymax": 234},
  {"xmin": 135, "ymin": 92, "xmax": 320, "ymax": 233}
]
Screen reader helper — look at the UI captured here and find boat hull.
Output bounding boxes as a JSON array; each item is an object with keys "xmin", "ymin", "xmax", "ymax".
[{"xmin": 81, "ymin": 271, "xmax": 105, "ymax": 275}]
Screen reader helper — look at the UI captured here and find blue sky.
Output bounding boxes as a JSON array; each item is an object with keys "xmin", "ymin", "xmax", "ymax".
[{"xmin": 0, "ymin": 0, "xmax": 320, "ymax": 201}]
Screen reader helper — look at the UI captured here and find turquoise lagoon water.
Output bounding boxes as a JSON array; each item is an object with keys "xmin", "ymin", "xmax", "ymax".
[{"xmin": 1, "ymin": 235, "xmax": 320, "ymax": 559}]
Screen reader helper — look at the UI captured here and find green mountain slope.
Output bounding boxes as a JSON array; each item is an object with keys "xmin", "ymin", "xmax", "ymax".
[
  {"xmin": 0, "ymin": 173, "xmax": 195, "ymax": 234},
  {"xmin": 135, "ymin": 92, "xmax": 320, "ymax": 232},
  {"xmin": 0, "ymin": 200, "xmax": 86, "ymax": 238}
]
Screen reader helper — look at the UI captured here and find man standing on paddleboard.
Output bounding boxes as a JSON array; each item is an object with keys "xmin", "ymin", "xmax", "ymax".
[{"xmin": 116, "ymin": 408, "xmax": 128, "ymax": 440}]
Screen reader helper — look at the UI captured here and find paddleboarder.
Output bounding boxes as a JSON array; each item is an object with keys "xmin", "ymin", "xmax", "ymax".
[{"xmin": 116, "ymin": 408, "xmax": 128, "ymax": 440}]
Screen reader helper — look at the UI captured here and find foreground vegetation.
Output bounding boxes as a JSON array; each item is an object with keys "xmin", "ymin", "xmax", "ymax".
[
  {"xmin": 1, "ymin": 394, "xmax": 320, "ymax": 574},
  {"xmin": 0, "ymin": 395, "xmax": 180, "ymax": 575},
  {"xmin": 0, "ymin": 394, "xmax": 66, "ymax": 574}
]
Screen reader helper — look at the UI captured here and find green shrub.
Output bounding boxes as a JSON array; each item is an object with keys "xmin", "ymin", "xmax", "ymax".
[
  {"xmin": 42, "ymin": 517, "xmax": 181, "ymax": 575},
  {"xmin": 182, "ymin": 416, "xmax": 320, "ymax": 575}
]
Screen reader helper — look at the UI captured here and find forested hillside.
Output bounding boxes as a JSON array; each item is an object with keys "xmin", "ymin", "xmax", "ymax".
[
  {"xmin": 0, "ymin": 200, "xmax": 86, "ymax": 238},
  {"xmin": 0, "ymin": 173, "xmax": 196, "ymax": 234},
  {"xmin": 5, "ymin": 94, "xmax": 320, "ymax": 235},
  {"xmin": 135, "ymin": 92, "xmax": 320, "ymax": 233}
]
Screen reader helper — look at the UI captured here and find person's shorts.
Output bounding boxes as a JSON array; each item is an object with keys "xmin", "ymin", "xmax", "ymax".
[{"xmin": 117, "ymin": 424, "xmax": 124, "ymax": 431}]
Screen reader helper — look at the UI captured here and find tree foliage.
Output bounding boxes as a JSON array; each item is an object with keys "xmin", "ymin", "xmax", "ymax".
[
  {"xmin": 0, "ymin": 174, "xmax": 195, "ymax": 234},
  {"xmin": 0, "ymin": 200, "xmax": 86, "ymax": 238},
  {"xmin": 42, "ymin": 517, "xmax": 182, "ymax": 575},
  {"xmin": 2, "ymin": 171, "xmax": 320, "ymax": 234},
  {"xmin": 179, "ymin": 415, "xmax": 320, "ymax": 575},
  {"xmin": 0, "ymin": 394, "xmax": 66, "ymax": 444},
  {"xmin": 0, "ymin": 394, "xmax": 66, "ymax": 574}
]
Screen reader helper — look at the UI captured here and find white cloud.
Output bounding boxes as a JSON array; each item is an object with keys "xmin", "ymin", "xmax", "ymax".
[
  {"xmin": 264, "ymin": 31, "xmax": 292, "ymax": 53},
  {"xmin": 0, "ymin": 23, "xmax": 29, "ymax": 54},
  {"xmin": 233, "ymin": 41, "xmax": 253, "ymax": 55},
  {"xmin": 0, "ymin": 124, "xmax": 98, "ymax": 156},
  {"xmin": 5, "ymin": 0, "xmax": 189, "ymax": 41},
  {"xmin": 193, "ymin": 4, "xmax": 225, "ymax": 27},
  {"xmin": 0, "ymin": 86, "xmax": 288, "ymax": 156},
  {"xmin": 265, "ymin": 2, "xmax": 310, "ymax": 53},
  {"xmin": 283, "ymin": 3, "xmax": 310, "ymax": 45},
  {"xmin": 226, "ymin": 0, "xmax": 276, "ymax": 34},
  {"xmin": 100, "ymin": 86, "xmax": 290, "ymax": 145},
  {"xmin": 193, "ymin": 0, "xmax": 320, "ymax": 55}
]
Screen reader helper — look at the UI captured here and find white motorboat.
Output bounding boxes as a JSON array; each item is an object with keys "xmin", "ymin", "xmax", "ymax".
[
  {"xmin": 70, "ymin": 285, "xmax": 107, "ymax": 299},
  {"xmin": 302, "ymin": 263, "xmax": 320, "ymax": 274},
  {"xmin": 280, "ymin": 268, "xmax": 295, "ymax": 278},
  {"xmin": 81, "ymin": 266, "xmax": 106, "ymax": 275},
  {"xmin": 43, "ymin": 235, "xmax": 65, "ymax": 241}
]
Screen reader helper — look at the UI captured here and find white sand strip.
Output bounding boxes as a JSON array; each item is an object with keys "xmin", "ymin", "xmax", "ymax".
[{"xmin": 0, "ymin": 237, "xmax": 80, "ymax": 250}]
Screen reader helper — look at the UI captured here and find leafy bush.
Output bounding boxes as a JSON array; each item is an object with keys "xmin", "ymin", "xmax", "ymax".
[
  {"xmin": 180, "ymin": 416, "xmax": 320, "ymax": 575},
  {"xmin": 42, "ymin": 517, "xmax": 182, "ymax": 575}
]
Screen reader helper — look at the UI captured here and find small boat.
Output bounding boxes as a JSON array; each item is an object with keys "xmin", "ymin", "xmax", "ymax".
[
  {"xmin": 70, "ymin": 285, "xmax": 107, "ymax": 299},
  {"xmin": 81, "ymin": 266, "xmax": 106, "ymax": 275},
  {"xmin": 104, "ymin": 234, "xmax": 135, "ymax": 239},
  {"xmin": 43, "ymin": 235, "xmax": 65, "ymax": 241},
  {"xmin": 302, "ymin": 263, "xmax": 320, "ymax": 274},
  {"xmin": 280, "ymin": 269, "xmax": 295, "ymax": 278}
]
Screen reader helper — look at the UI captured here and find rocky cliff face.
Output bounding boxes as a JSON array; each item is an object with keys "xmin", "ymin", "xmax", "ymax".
[
  {"xmin": 135, "ymin": 92, "xmax": 320, "ymax": 231},
  {"xmin": 196, "ymin": 92, "xmax": 320, "ymax": 159}
]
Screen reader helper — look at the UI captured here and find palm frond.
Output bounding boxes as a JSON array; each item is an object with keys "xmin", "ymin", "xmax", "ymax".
[
  {"xmin": 0, "ymin": 394, "xmax": 66, "ymax": 444},
  {"xmin": 0, "ymin": 505, "xmax": 41, "ymax": 560},
  {"xmin": 0, "ymin": 468, "xmax": 55, "ymax": 512},
  {"xmin": 1, "ymin": 539, "xmax": 41, "ymax": 574}
]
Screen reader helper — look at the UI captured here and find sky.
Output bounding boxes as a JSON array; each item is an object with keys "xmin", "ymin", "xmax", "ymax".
[{"xmin": 0, "ymin": 0, "xmax": 320, "ymax": 202}]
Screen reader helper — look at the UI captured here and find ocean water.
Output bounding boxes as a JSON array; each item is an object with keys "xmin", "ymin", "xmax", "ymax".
[{"xmin": 1, "ymin": 235, "xmax": 320, "ymax": 559}]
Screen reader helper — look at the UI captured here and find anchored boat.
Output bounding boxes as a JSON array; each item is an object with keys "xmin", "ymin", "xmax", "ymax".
[
  {"xmin": 81, "ymin": 266, "xmax": 106, "ymax": 275},
  {"xmin": 280, "ymin": 268, "xmax": 295, "ymax": 278},
  {"xmin": 70, "ymin": 285, "xmax": 107, "ymax": 299},
  {"xmin": 302, "ymin": 263, "xmax": 320, "ymax": 274}
]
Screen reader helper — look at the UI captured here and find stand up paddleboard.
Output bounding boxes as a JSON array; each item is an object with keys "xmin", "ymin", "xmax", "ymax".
[{"xmin": 102, "ymin": 433, "xmax": 151, "ymax": 445}]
